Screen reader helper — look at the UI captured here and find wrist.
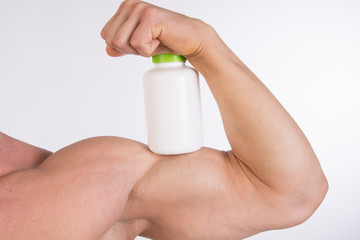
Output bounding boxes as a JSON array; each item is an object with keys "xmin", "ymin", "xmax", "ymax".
[
  {"xmin": 185, "ymin": 20, "xmax": 217, "ymax": 61},
  {"xmin": 186, "ymin": 25, "xmax": 244, "ymax": 79}
]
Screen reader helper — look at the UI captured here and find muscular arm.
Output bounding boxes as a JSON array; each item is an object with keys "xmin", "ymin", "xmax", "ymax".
[
  {"xmin": 0, "ymin": 1, "xmax": 328, "ymax": 239},
  {"xmin": 101, "ymin": 0, "xmax": 328, "ymax": 237},
  {"xmin": 190, "ymin": 32, "xmax": 328, "ymax": 200},
  {"xmin": 188, "ymin": 33, "xmax": 329, "ymax": 229},
  {"xmin": 101, "ymin": 0, "xmax": 327, "ymax": 194}
]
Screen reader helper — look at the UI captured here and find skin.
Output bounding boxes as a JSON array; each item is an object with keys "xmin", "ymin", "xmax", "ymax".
[{"xmin": 0, "ymin": 1, "xmax": 328, "ymax": 239}]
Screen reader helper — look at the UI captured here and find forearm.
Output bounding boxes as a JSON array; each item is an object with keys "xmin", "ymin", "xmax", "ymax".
[{"xmin": 189, "ymin": 28, "xmax": 326, "ymax": 194}]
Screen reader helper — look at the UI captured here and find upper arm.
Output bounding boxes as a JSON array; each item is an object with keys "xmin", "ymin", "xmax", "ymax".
[{"xmin": 131, "ymin": 148, "xmax": 290, "ymax": 239}]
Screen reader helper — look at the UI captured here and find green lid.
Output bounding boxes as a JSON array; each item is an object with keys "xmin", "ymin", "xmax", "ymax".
[{"xmin": 152, "ymin": 54, "xmax": 186, "ymax": 63}]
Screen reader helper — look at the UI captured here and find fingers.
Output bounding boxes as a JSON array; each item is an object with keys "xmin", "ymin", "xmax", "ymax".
[
  {"xmin": 105, "ymin": 45, "xmax": 126, "ymax": 57},
  {"xmin": 111, "ymin": 9, "xmax": 143, "ymax": 55},
  {"xmin": 101, "ymin": 0, "xmax": 166, "ymax": 57},
  {"xmin": 101, "ymin": 0, "xmax": 200, "ymax": 58},
  {"xmin": 101, "ymin": 0, "xmax": 144, "ymax": 57},
  {"xmin": 129, "ymin": 20, "xmax": 161, "ymax": 57},
  {"xmin": 100, "ymin": 0, "xmax": 128, "ymax": 40}
]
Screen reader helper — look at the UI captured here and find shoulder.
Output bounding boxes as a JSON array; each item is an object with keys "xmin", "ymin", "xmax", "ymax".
[
  {"xmin": 0, "ymin": 136, "xmax": 154, "ymax": 240},
  {"xmin": 0, "ymin": 132, "xmax": 11, "ymax": 176},
  {"xmin": 0, "ymin": 132, "xmax": 52, "ymax": 177}
]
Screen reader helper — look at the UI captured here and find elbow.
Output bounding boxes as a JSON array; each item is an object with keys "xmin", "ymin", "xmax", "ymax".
[{"xmin": 284, "ymin": 174, "xmax": 329, "ymax": 228}]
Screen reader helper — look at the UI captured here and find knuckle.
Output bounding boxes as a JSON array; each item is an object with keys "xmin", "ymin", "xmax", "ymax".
[
  {"xmin": 100, "ymin": 29, "xmax": 107, "ymax": 40},
  {"xmin": 142, "ymin": 5, "xmax": 160, "ymax": 20},
  {"xmin": 120, "ymin": 0, "xmax": 134, "ymax": 8},
  {"xmin": 116, "ymin": 0, "xmax": 137, "ymax": 19},
  {"xmin": 129, "ymin": 38, "xmax": 141, "ymax": 49},
  {"xmin": 121, "ymin": 0, "xmax": 140, "ymax": 11},
  {"xmin": 113, "ymin": 35, "xmax": 127, "ymax": 48},
  {"xmin": 132, "ymin": 2, "xmax": 147, "ymax": 16},
  {"xmin": 192, "ymin": 18, "xmax": 207, "ymax": 27},
  {"xmin": 133, "ymin": 1, "xmax": 148, "ymax": 10}
]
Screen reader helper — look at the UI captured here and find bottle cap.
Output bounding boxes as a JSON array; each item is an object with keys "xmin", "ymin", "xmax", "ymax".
[{"xmin": 152, "ymin": 54, "xmax": 186, "ymax": 63}]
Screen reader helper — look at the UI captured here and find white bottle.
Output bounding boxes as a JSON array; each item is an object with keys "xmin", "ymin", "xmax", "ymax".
[{"xmin": 143, "ymin": 54, "xmax": 203, "ymax": 155}]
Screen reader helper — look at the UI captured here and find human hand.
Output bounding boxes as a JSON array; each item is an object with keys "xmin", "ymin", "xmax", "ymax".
[{"xmin": 100, "ymin": 0, "xmax": 212, "ymax": 58}]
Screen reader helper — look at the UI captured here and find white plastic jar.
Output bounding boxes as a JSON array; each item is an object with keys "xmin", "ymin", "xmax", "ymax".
[{"xmin": 143, "ymin": 54, "xmax": 203, "ymax": 155}]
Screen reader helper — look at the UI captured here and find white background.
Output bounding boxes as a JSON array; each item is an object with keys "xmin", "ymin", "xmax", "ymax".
[{"xmin": 1, "ymin": 0, "xmax": 359, "ymax": 239}]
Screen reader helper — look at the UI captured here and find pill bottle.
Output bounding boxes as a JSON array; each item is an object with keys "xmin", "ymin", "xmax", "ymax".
[{"xmin": 143, "ymin": 54, "xmax": 203, "ymax": 155}]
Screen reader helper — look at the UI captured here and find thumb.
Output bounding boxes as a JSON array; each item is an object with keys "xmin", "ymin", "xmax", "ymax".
[{"xmin": 152, "ymin": 43, "xmax": 175, "ymax": 56}]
